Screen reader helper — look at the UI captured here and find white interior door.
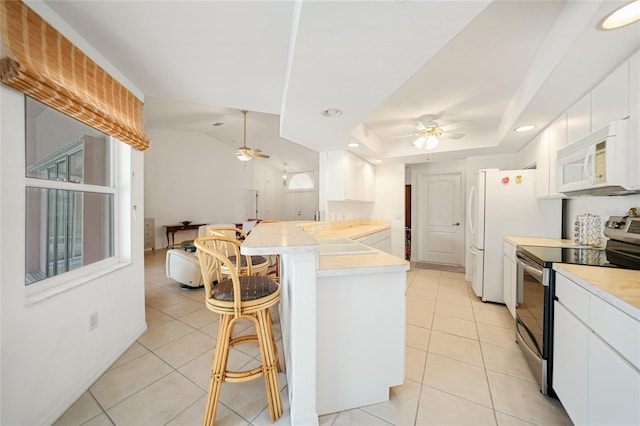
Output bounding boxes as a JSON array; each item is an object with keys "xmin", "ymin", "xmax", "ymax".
[
  {"xmin": 245, "ymin": 189, "xmax": 258, "ymax": 219},
  {"xmin": 418, "ymin": 173, "xmax": 464, "ymax": 265}
]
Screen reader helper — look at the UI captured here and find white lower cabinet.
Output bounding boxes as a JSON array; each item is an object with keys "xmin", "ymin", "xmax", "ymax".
[
  {"xmin": 356, "ymin": 228, "xmax": 391, "ymax": 254},
  {"xmin": 553, "ymin": 302, "xmax": 589, "ymax": 425},
  {"xmin": 502, "ymin": 241, "xmax": 517, "ymax": 318},
  {"xmin": 553, "ymin": 273, "xmax": 640, "ymax": 425},
  {"xmin": 588, "ymin": 333, "xmax": 640, "ymax": 425}
]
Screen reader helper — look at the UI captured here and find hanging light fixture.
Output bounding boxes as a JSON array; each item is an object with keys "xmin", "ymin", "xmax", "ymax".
[
  {"xmin": 413, "ymin": 126, "xmax": 442, "ymax": 150},
  {"xmin": 234, "ymin": 110, "xmax": 270, "ymax": 162},
  {"xmin": 425, "ymin": 135, "xmax": 440, "ymax": 150},
  {"xmin": 282, "ymin": 162, "xmax": 288, "ymax": 186},
  {"xmin": 237, "ymin": 152, "xmax": 252, "ymax": 162}
]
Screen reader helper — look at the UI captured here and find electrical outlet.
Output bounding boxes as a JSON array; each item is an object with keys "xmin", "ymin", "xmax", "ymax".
[{"xmin": 89, "ymin": 312, "xmax": 98, "ymax": 331}]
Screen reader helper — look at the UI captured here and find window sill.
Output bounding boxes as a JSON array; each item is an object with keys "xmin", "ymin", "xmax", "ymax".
[{"xmin": 25, "ymin": 260, "xmax": 132, "ymax": 306}]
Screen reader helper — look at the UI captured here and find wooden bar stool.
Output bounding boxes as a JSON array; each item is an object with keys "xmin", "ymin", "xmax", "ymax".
[
  {"xmin": 194, "ymin": 235, "xmax": 283, "ymax": 425},
  {"xmin": 207, "ymin": 227, "xmax": 270, "ymax": 276}
]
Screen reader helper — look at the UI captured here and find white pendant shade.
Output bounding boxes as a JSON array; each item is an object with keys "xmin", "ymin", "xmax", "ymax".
[
  {"xmin": 425, "ymin": 135, "xmax": 439, "ymax": 150},
  {"xmin": 413, "ymin": 136, "xmax": 426, "ymax": 149}
]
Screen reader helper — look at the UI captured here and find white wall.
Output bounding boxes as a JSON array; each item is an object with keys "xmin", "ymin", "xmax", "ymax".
[
  {"xmin": 565, "ymin": 194, "xmax": 640, "ymax": 241},
  {"xmin": 371, "ymin": 163, "xmax": 406, "ymax": 258},
  {"xmin": 1, "ymin": 89, "xmax": 146, "ymax": 425},
  {"xmin": 326, "ymin": 200, "xmax": 371, "ymax": 222},
  {"xmin": 0, "ymin": 4, "xmax": 147, "ymax": 423},
  {"xmin": 144, "ymin": 129, "xmax": 286, "ymax": 247}
]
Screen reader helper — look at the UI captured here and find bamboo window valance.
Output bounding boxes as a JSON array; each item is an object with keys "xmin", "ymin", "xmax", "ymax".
[{"xmin": 0, "ymin": 0, "xmax": 150, "ymax": 151}]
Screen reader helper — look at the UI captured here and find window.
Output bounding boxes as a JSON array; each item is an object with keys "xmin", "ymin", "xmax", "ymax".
[
  {"xmin": 25, "ymin": 97, "xmax": 115, "ymax": 285},
  {"xmin": 287, "ymin": 172, "xmax": 315, "ymax": 191}
]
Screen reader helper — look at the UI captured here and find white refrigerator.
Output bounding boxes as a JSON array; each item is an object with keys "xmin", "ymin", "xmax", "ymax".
[{"xmin": 468, "ymin": 169, "xmax": 562, "ymax": 303}]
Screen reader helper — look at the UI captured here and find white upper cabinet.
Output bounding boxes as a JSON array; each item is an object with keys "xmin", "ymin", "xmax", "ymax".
[
  {"xmin": 567, "ymin": 93, "xmax": 591, "ymax": 144},
  {"xmin": 591, "ymin": 60, "xmax": 629, "ymax": 131},
  {"xmin": 518, "ymin": 135, "xmax": 538, "ymax": 169},
  {"xmin": 547, "ymin": 114, "xmax": 567, "ymax": 198},
  {"xmin": 534, "ymin": 128, "xmax": 550, "ymax": 198},
  {"xmin": 524, "ymin": 48, "xmax": 639, "ymax": 197},
  {"xmin": 327, "ymin": 150, "xmax": 375, "ymax": 202}
]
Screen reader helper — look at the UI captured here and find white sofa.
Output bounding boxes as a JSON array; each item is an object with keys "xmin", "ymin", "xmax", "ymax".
[{"xmin": 165, "ymin": 249, "xmax": 203, "ymax": 288}]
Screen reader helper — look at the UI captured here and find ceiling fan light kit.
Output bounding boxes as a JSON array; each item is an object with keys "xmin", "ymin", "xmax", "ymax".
[
  {"xmin": 236, "ymin": 110, "xmax": 270, "ymax": 162},
  {"xmin": 412, "ymin": 126, "xmax": 443, "ymax": 150},
  {"xmin": 237, "ymin": 152, "xmax": 252, "ymax": 162}
]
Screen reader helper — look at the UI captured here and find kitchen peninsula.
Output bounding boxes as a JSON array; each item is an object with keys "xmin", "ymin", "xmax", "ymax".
[{"xmin": 241, "ymin": 221, "xmax": 409, "ymax": 424}]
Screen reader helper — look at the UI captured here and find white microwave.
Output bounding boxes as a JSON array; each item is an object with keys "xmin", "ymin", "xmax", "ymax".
[{"xmin": 556, "ymin": 119, "xmax": 637, "ymax": 196}]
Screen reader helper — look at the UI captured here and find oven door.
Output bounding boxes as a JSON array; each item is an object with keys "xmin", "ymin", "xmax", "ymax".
[{"xmin": 515, "ymin": 252, "xmax": 552, "ymax": 394}]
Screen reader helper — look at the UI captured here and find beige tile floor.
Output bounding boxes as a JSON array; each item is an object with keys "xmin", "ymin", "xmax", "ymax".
[{"xmin": 54, "ymin": 249, "xmax": 572, "ymax": 426}]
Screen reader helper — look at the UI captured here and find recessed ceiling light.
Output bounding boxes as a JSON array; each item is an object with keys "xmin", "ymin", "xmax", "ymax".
[
  {"xmin": 321, "ymin": 108, "xmax": 343, "ymax": 118},
  {"xmin": 602, "ymin": 0, "xmax": 640, "ymax": 30},
  {"xmin": 212, "ymin": 122, "xmax": 224, "ymax": 127},
  {"xmin": 514, "ymin": 125, "xmax": 535, "ymax": 132},
  {"xmin": 347, "ymin": 142, "xmax": 359, "ymax": 148},
  {"xmin": 373, "ymin": 159, "xmax": 383, "ymax": 164}
]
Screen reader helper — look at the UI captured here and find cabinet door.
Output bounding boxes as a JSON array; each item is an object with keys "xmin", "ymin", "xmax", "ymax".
[
  {"xmin": 588, "ymin": 333, "xmax": 640, "ymax": 426},
  {"xmin": 346, "ymin": 152, "xmax": 357, "ymax": 200},
  {"xmin": 502, "ymin": 242, "xmax": 517, "ymax": 318},
  {"xmin": 591, "ymin": 60, "xmax": 629, "ymax": 131},
  {"xmin": 503, "ymin": 251, "xmax": 513, "ymax": 318},
  {"xmin": 363, "ymin": 161, "xmax": 375, "ymax": 202},
  {"xmin": 535, "ymin": 129, "xmax": 550, "ymax": 198},
  {"xmin": 354, "ymin": 155, "xmax": 365, "ymax": 201},
  {"xmin": 548, "ymin": 114, "xmax": 567, "ymax": 198},
  {"xmin": 567, "ymin": 93, "xmax": 591, "ymax": 144},
  {"xmin": 553, "ymin": 301, "xmax": 589, "ymax": 425},
  {"xmin": 327, "ymin": 151, "xmax": 347, "ymax": 201}
]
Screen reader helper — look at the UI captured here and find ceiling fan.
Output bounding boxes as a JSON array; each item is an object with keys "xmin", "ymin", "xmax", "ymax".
[
  {"xmin": 397, "ymin": 114, "xmax": 466, "ymax": 150},
  {"xmin": 236, "ymin": 110, "xmax": 270, "ymax": 161}
]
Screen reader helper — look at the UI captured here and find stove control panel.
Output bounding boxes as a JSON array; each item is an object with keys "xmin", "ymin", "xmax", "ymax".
[{"xmin": 605, "ymin": 216, "xmax": 640, "ymax": 244}]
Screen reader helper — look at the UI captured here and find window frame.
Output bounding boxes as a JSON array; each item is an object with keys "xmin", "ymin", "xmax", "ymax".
[{"xmin": 24, "ymin": 128, "xmax": 123, "ymax": 302}]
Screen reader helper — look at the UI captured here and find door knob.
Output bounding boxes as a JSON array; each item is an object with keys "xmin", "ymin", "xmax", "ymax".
[{"xmin": 453, "ymin": 222, "xmax": 460, "ymax": 226}]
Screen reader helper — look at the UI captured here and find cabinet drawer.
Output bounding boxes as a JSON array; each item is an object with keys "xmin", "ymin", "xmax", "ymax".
[
  {"xmin": 590, "ymin": 296, "xmax": 640, "ymax": 370},
  {"xmin": 555, "ymin": 273, "xmax": 590, "ymax": 323}
]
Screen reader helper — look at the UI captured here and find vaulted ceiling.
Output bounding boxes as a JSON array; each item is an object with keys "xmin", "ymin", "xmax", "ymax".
[{"xmin": 42, "ymin": 0, "xmax": 640, "ymax": 172}]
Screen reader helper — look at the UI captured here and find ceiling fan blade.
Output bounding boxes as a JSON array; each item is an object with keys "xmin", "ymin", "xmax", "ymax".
[
  {"xmin": 414, "ymin": 114, "xmax": 438, "ymax": 124},
  {"xmin": 252, "ymin": 151, "xmax": 270, "ymax": 158},
  {"xmin": 440, "ymin": 120, "xmax": 471, "ymax": 132},
  {"xmin": 441, "ymin": 132, "xmax": 465, "ymax": 139},
  {"xmin": 392, "ymin": 133, "xmax": 419, "ymax": 139}
]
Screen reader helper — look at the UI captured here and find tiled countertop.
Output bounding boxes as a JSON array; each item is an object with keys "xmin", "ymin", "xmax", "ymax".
[
  {"xmin": 504, "ymin": 236, "xmax": 582, "ymax": 247},
  {"xmin": 243, "ymin": 220, "xmax": 408, "ymax": 276},
  {"xmin": 505, "ymin": 235, "xmax": 639, "ymax": 319},
  {"xmin": 318, "ymin": 249, "xmax": 408, "ymax": 277},
  {"xmin": 554, "ymin": 264, "xmax": 640, "ymax": 320},
  {"xmin": 305, "ymin": 219, "xmax": 390, "ymax": 240}
]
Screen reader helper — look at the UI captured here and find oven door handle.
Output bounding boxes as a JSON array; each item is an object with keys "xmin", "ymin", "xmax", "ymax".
[{"xmin": 517, "ymin": 258, "xmax": 544, "ymax": 281}]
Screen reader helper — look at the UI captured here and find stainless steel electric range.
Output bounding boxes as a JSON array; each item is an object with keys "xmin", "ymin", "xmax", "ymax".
[{"xmin": 515, "ymin": 215, "xmax": 640, "ymax": 396}]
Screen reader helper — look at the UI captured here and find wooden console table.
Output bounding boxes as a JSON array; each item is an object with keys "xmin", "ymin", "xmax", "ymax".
[{"xmin": 163, "ymin": 223, "xmax": 206, "ymax": 247}]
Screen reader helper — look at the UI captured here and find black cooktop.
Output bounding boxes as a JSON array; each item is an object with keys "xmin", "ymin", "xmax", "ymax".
[{"xmin": 518, "ymin": 241, "xmax": 640, "ymax": 270}]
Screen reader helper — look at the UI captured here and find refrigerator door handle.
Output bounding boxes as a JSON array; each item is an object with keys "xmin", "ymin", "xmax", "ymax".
[{"xmin": 467, "ymin": 185, "xmax": 476, "ymax": 235}]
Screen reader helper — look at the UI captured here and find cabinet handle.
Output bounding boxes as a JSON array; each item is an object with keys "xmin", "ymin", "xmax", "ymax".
[{"xmin": 453, "ymin": 222, "xmax": 460, "ymax": 226}]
